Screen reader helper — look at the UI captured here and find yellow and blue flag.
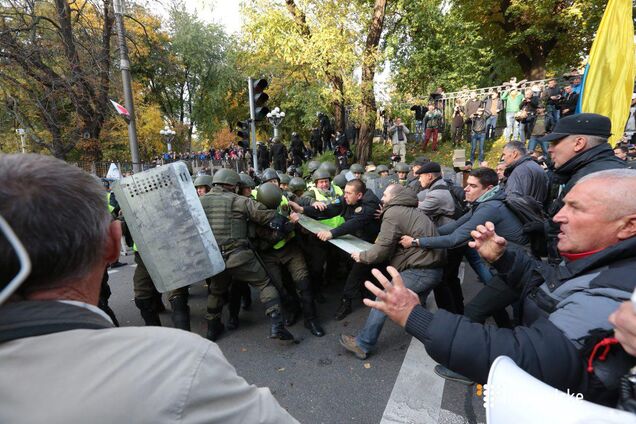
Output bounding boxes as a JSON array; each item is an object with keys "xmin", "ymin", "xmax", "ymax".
[{"xmin": 579, "ymin": 0, "xmax": 635, "ymax": 145}]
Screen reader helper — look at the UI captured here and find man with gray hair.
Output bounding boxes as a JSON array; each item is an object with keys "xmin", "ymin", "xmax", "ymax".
[
  {"xmin": 363, "ymin": 169, "xmax": 636, "ymax": 404},
  {"xmin": 500, "ymin": 140, "xmax": 548, "ymax": 204},
  {"xmin": 541, "ymin": 113, "xmax": 627, "ymax": 263},
  {"xmin": 0, "ymin": 154, "xmax": 298, "ymax": 424}
]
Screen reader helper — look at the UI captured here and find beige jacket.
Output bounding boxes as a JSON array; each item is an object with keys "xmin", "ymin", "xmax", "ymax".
[{"xmin": 0, "ymin": 321, "xmax": 297, "ymax": 424}]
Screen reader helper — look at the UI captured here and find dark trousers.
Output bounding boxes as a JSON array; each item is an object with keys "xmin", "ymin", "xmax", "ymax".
[
  {"xmin": 433, "ymin": 247, "xmax": 465, "ymax": 314},
  {"xmin": 342, "ymin": 261, "xmax": 375, "ymax": 300},
  {"xmin": 464, "ymin": 276, "xmax": 519, "ymax": 328}
]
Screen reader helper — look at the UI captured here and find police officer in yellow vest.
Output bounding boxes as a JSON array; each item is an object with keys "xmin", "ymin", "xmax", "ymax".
[
  {"xmin": 302, "ymin": 168, "xmax": 345, "ymax": 301},
  {"xmin": 201, "ymin": 169, "xmax": 295, "ymax": 342},
  {"xmin": 255, "ymin": 183, "xmax": 325, "ymax": 337}
]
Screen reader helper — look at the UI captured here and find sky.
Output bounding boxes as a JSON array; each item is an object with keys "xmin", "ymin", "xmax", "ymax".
[{"xmin": 187, "ymin": 0, "xmax": 242, "ymax": 34}]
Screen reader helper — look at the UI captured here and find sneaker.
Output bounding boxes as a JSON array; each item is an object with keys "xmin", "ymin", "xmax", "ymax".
[
  {"xmin": 339, "ymin": 334, "xmax": 367, "ymax": 360},
  {"xmin": 433, "ymin": 365, "xmax": 474, "ymax": 385},
  {"xmin": 110, "ymin": 261, "xmax": 126, "ymax": 268}
]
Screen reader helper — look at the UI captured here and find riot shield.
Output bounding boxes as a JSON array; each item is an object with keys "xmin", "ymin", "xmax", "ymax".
[
  {"xmin": 298, "ymin": 216, "xmax": 373, "ymax": 254},
  {"xmin": 366, "ymin": 174, "xmax": 400, "ymax": 199},
  {"xmin": 113, "ymin": 162, "xmax": 225, "ymax": 292}
]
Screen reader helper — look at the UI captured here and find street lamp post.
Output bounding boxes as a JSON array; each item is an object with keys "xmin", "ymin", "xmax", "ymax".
[
  {"xmin": 159, "ymin": 126, "xmax": 176, "ymax": 153},
  {"xmin": 113, "ymin": 0, "xmax": 141, "ymax": 173},
  {"xmin": 266, "ymin": 107, "xmax": 285, "ymax": 138},
  {"xmin": 15, "ymin": 128, "xmax": 25, "ymax": 153}
]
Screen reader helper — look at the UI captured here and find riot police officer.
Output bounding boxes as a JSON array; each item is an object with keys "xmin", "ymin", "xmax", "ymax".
[
  {"xmin": 201, "ymin": 169, "xmax": 294, "ymax": 342},
  {"xmin": 256, "ymin": 183, "xmax": 325, "ymax": 337},
  {"xmin": 349, "ymin": 163, "xmax": 365, "ymax": 180}
]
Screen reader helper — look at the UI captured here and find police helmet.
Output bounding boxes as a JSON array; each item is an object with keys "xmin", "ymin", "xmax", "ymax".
[
  {"xmin": 312, "ymin": 169, "xmax": 331, "ymax": 182},
  {"xmin": 261, "ymin": 168, "xmax": 280, "ymax": 183},
  {"xmin": 395, "ymin": 163, "xmax": 411, "ymax": 173},
  {"xmin": 212, "ymin": 169, "xmax": 240, "ymax": 186},
  {"xmin": 279, "ymin": 174, "xmax": 292, "ymax": 185},
  {"xmin": 333, "ymin": 174, "xmax": 347, "ymax": 189},
  {"xmin": 194, "ymin": 175, "xmax": 214, "ymax": 188},
  {"xmin": 289, "ymin": 177, "xmax": 307, "ymax": 193},
  {"xmin": 256, "ymin": 182, "xmax": 283, "ymax": 209},
  {"xmin": 318, "ymin": 161, "xmax": 337, "ymax": 178},
  {"xmin": 350, "ymin": 163, "xmax": 365, "ymax": 174},
  {"xmin": 239, "ymin": 173, "xmax": 256, "ymax": 189},
  {"xmin": 307, "ymin": 160, "xmax": 321, "ymax": 174}
]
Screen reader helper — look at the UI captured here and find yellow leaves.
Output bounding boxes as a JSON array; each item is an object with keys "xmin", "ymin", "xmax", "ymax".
[{"xmin": 210, "ymin": 127, "xmax": 237, "ymax": 150}]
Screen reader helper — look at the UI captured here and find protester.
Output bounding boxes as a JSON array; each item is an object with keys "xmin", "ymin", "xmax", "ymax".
[
  {"xmin": 340, "ymin": 184, "xmax": 445, "ymax": 359},
  {"xmin": 500, "ymin": 141, "xmax": 548, "ymax": 204},
  {"xmin": 364, "ymin": 169, "xmax": 636, "ymax": 405},
  {"xmin": 543, "ymin": 113, "xmax": 627, "ymax": 263}
]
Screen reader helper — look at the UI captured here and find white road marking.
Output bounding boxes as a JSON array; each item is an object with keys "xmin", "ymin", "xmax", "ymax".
[{"xmin": 381, "ymin": 261, "xmax": 468, "ymax": 423}]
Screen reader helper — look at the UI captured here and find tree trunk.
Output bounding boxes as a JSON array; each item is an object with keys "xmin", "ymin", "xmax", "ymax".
[
  {"xmin": 331, "ymin": 74, "xmax": 346, "ymax": 133},
  {"xmin": 355, "ymin": 0, "xmax": 387, "ymax": 165}
]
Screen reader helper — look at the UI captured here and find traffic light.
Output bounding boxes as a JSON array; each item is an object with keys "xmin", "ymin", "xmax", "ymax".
[
  {"xmin": 236, "ymin": 120, "xmax": 250, "ymax": 140},
  {"xmin": 251, "ymin": 78, "xmax": 270, "ymax": 121}
]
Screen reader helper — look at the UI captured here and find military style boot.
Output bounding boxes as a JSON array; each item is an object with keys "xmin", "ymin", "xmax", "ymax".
[
  {"xmin": 302, "ymin": 297, "xmax": 325, "ymax": 337},
  {"xmin": 334, "ymin": 298, "xmax": 352, "ymax": 321},
  {"xmin": 134, "ymin": 298, "xmax": 161, "ymax": 326},
  {"xmin": 283, "ymin": 303, "xmax": 301, "ymax": 327},
  {"xmin": 169, "ymin": 295, "xmax": 191, "ymax": 331},
  {"xmin": 206, "ymin": 318, "xmax": 225, "ymax": 342},
  {"xmin": 227, "ymin": 289, "xmax": 241, "ymax": 331},
  {"xmin": 269, "ymin": 312, "xmax": 295, "ymax": 343}
]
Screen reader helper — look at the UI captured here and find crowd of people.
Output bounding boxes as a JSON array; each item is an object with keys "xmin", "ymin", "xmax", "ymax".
[
  {"xmin": 401, "ymin": 73, "xmax": 636, "ymax": 167},
  {"xmin": 4, "ymin": 105, "xmax": 636, "ymax": 422}
]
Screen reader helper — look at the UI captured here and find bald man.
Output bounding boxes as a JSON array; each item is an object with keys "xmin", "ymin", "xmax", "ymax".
[{"xmin": 363, "ymin": 169, "xmax": 636, "ymax": 407}]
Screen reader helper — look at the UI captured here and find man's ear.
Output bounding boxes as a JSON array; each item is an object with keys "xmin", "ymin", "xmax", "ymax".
[
  {"xmin": 573, "ymin": 136, "xmax": 588, "ymax": 153},
  {"xmin": 104, "ymin": 220, "xmax": 122, "ymax": 264},
  {"xmin": 617, "ymin": 214, "xmax": 636, "ymax": 241}
]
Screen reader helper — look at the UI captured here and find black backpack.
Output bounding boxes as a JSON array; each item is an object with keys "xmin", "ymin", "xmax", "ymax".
[
  {"xmin": 503, "ymin": 194, "xmax": 548, "ymax": 257},
  {"xmin": 430, "ymin": 182, "xmax": 469, "ymax": 220}
]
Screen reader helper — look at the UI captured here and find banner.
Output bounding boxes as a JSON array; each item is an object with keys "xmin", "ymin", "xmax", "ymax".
[{"xmin": 580, "ymin": 0, "xmax": 635, "ymax": 145}]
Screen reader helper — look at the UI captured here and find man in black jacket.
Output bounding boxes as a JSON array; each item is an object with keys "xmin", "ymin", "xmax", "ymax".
[
  {"xmin": 257, "ymin": 142, "xmax": 270, "ymax": 171},
  {"xmin": 270, "ymin": 137, "xmax": 287, "ymax": 171},
  {"xmin": 543, "ymin": 113, "xmax": 627, "ymax": 263},
  {"xmin": 290, "ymin": 179, "xmax": 381, "ymax": 319},
  {"xmin": 290, "ymin": 133, "xmax": 306, "ymax": 167},
  {"xmin": 364, "ymin": 169, "xmax": 636, "ymax": 406}
]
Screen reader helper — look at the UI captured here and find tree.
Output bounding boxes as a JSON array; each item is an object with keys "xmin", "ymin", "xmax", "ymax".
[
  {"xmin": 387, "ymin": 0, "xmax": 495, "ymax": 95},
  {"xmin": 456, "ymin": 0, "xmax": 607, "ymax": 80},
  {"xmin": 240, "ymin": 0, "xmax": 362, "ymax": 136},
  {"xmin": 0, "ymin": 0, "xmax": 114, "ymax": 160},
  {"xmin": 356, "ymin": 0, "xmax": 388, "ymax": 165}
]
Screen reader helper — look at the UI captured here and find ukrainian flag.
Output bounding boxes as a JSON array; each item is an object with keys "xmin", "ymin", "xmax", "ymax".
[{"xmin": 580, "ymin": 0, "xmax": 635, "ymax": 145}]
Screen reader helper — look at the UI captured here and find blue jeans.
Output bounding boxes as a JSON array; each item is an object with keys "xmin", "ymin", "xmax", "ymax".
[
  {"xmin": 465, "ymin": 247, "xmax": 493, "ymax": 283},
  {"xmin": 505, "ymin": 112, "xmax": 520, "ymax": 141},
  {"xmin": 356, "ymin": 267, "xmax": 443, "ymax": 353},
  {"xmin": 528, "ymin": 137, "xmax": 549, "ymax": 157},
  {"xmin": 485, "ymin": 115, "xmax": 498, "ymax": 140},
  {"xmin": 545, "ymin": 107, "xmax": 560, "ymax": 131},
  {"xmin": 414, "ymin": 120, "xmax": 423, "ymax": 143},
  {"xmin": 470, "ymin": 132, "xmax": 486, "ymax": 163}
]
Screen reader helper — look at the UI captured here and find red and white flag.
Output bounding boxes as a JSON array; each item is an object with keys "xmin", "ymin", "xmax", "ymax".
[{"xmin": 110, "ymin": 99, "xmax": 130, "ymax": 122}]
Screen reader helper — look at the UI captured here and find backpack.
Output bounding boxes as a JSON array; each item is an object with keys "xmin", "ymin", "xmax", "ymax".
[
  {"xmin": 430, "ymin": 182, "xmax": 469, "ymax": 220},
  {"xmin": 503, "ymin": 194, "xmax": 548, "ymax": 257}
]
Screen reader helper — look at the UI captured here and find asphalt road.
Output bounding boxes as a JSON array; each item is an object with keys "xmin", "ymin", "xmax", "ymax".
[{"xmin": 107, "ymin": 251, "xmax": 488, "ymax": 424}]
